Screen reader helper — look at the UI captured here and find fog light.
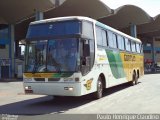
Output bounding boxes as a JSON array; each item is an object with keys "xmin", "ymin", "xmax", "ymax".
[
  {"xmin": 68, "ymin": 87, "xmax": 73, "ymax": 91},
  {"xmin": 64, "ymin": 87, "xmax": 73, "ymax": 91},
  {"xmin": 25, "ymin": 86, "xmax": 31, "ymax": 90}
]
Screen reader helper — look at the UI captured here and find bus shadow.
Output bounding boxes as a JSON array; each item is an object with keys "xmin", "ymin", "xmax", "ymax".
[
  {"xmin": 0, "ymin": 82, "xmax": 141, "ymax": 115},
  {"xmin": 0, "ymin": 95, "xmax": 94, "ymax": 115},
  {"xmin": 103, "ymin": 82, "xmax": 141, "ymax": 96}
]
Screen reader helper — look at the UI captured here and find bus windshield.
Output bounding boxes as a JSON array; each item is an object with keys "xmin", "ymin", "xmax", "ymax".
[
  {"xmin": 25, "ymin": 38, "xmax": 79, "ymax": 73},
  {"xmin": 26, "ymin": 20, "xmax": 81, "ymax": 39}
]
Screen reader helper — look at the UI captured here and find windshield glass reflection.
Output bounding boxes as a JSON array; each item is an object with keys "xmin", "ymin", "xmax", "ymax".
[{"xmin": 25, "ymin": 38, "xmax": 78, "ymax": 72}]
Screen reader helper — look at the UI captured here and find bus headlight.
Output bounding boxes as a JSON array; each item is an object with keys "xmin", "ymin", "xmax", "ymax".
[
  {"xmin": 24, "ymin": 86, "xmax": 33, "ymax": 94},
  {"xmin": 25, "ymin": 86, "xmax": 31, "ymax": 90}
]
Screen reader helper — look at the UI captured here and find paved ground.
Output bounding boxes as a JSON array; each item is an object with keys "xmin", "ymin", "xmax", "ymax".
[{"xmin": 0, "ymin": 74, "xmax": 160, "ymax": 119}]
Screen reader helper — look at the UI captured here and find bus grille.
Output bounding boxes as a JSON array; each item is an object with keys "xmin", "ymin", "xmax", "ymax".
[
  {"xmin": 34, "ymin": 78, "xmax": 45, "ymax": 81},
  {"xmin": 48, "ymin": 78, "xmax": 60, "ymax": 81}
]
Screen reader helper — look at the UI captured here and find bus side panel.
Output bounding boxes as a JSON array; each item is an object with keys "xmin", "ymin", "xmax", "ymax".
[
  {"xmin": 120, "ymin": 52, "xmax": 144, "ymax": 81},
  {"xmin": 105, "ymin": 49, "xmax": 128, "ymax": 87}
]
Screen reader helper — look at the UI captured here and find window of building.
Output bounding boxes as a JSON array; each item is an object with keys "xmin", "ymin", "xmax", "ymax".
[
  {"xmin": 0, "ymin": 27, "xmax": 8, "ymax": 40},
  {"xmin": 0, "ymin": 44, "xmax": 6, "ymax": 49},
  {"xmin": 117, "ymin": 35, "xmax": 125, "ymax": 50},
  {"xmin": 0, "ymin": 25, "xmax": 9, "ymax": 45}
]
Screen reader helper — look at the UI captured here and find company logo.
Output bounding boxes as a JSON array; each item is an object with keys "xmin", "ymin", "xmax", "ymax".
[
  {"xmin": 84, "ymin": 79, "xmax": 93, "ymax": 90},
  {"xmin": 124, "ymin": 54, "xmax": 136, "ymax": 61}
]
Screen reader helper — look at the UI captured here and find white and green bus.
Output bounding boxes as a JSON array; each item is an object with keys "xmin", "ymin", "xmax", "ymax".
[{"xmin": 23, "ymin": 16, "xmax": 144, "ymax": 99}]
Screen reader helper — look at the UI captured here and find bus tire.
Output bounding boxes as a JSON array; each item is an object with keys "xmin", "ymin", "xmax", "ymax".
[
  {"xmin": 131, "ymin": 71, "xmax": 138, "ymax": 86},
  {"xmin": 93, "ymin": 77, "xmax": 103, "ymax": 99}
]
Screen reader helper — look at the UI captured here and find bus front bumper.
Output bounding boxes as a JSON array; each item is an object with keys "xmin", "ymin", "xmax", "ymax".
[{"xmin": 23, "ymin": 82, "xmax": 82, "ymax": 96}]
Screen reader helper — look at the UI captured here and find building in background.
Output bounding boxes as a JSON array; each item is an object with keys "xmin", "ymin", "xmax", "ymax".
[{"xmin": 0, "ymin": 0, "xmax": 160, "ymax": 79}]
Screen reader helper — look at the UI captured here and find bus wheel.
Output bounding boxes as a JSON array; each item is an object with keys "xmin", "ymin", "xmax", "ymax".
[
  {"xmin": 131, "ymin": 72, "xmax": 138, "ymax": 86},
  {"xmin": 93, "ymin": 77, "xmax": 103, "ymax": 99}
]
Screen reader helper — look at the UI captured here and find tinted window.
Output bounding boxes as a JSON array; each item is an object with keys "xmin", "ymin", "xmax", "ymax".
[
  {"xmin": 102, "ymin": 30, "xmax": 107, "ymax": 47},
  {"xmin": 140, "ymin": 44, "xmax": 143, "ymax": 53},
  {"xmin": 0, "ymin": 45, "xmax": 6, "ymax": 49},
  {"xmin": 131, "ymin": 41, "xmax": 136, "ymax": 52},
  {"xmin": 96, "ymin": 26, "xmax": 107, "ymax": 47},
  {"xmin": 0, "ymin": 27, "xmax": 9, "ymax": 45},
  {"xmin": 82, "ymin": 21, "xmax": 94, "ymax": 39},
  {"xmin": 136, "ymin": 43, "xmax": 141, "ymax": 53},
  {"xmin": 108, "ymin": 31, "xmax": 117, "ymax": 48},
  {"xmin": 125, "ymin": 38, "xmax": 131, "ymax": 51},
  {"xmin": 96, "ymin": 27, "xmax": 103, "ymax": 46},
  {"xmin": 117, "ymin": 35, "xmax": 125, "ymax": 50},
  {"xmin": 27, "ymin": 20, "xmax": 81, "ymax": 39}
]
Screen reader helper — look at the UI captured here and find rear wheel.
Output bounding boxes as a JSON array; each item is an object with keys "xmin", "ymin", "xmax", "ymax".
[
  {"xmin": 130, "ymin": 71, "xmax": 138, "ymax": 86},
  {"xmin": 93, "ymin": 77, "xmax": 103, "ymax": 99}
]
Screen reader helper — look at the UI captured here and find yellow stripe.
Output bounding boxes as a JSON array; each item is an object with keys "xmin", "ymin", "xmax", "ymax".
[
  {"xmin": 24, "ymin": 73, "xmax": 53, "ymax": 78},
  {"xmin": 120, "ymin": 52, "xmax": 144, "ymax": 81}
]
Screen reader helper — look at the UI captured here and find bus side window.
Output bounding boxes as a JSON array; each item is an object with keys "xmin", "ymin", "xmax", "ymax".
[
  {"xmin": 113, "ymin": 34, "xmax": 117, "ymax": 48},
  {"xmin": 101, "ymin": 30, "xmax": 107, "ymax": 47},
  {"xmin": 96, "ymin": 26, "xmax": 107, "ymax": 47},
  {"xmin": 140, "ymin": 44, "xmax": 143, "ymax": 53},
  {"xmin": 136, "ymin": 43, "xmax": 141, "ymax": 53},
  {"xmin": 96, "ymin": 26, "xmax": 103, "ymax": 46},
  {"xmin": 131, "ymin": 41, "xmax": 136, "ymax": 52},
  {"xmin": 108, "ymin": 31, "xmax": 117, "ymax": 48},
  {"xmin": 82, "ymin": 21, "xmax": 94, "ymax": 39},
  {"xmin": 125, "ymin": 38, "xmax": 131, "ymax": 52},
  {"xmin": 117, "ymin": 35, "xmax": 125, "ymax": 50},
  {"xmin": 108, "ymin": 31, "xmax": 112, "ymax": 48}
]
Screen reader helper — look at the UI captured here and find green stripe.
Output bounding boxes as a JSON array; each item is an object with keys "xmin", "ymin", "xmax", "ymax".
[
  {"xmin": 106, "ymin": 50, "xmax": 125, "ymax": 79},
  {"xmin": 51, "ymin": 73, "xmax": 73, "ymax": 78}
]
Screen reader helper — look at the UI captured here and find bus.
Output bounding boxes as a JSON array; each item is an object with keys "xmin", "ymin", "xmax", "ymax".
[{"xmin": 23, "ymin": 16, "xmax": 144, "ymax": 99}]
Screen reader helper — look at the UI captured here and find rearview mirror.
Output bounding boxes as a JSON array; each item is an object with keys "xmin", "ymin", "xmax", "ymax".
[{"xmin": 84, "ymin": 44, "xmax": 90, "ymax": 57}]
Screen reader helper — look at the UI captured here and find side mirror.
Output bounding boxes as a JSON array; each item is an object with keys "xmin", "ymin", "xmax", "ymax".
[
  {"xmin": 80, "ymin": 56, "xmax": 91, "ymax": 75},
  {"xmin": 81, "ymin": 56, "xmax": 91, "ymax": 66},
  {"xmin": 84, "ymin": 44, "xmax": 90, "ymax": 57}
]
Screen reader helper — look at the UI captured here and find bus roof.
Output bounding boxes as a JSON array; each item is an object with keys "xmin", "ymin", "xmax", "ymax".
[
  {"xmin": 30, "ymin": 16, "xmax": 141, "ymax": 43},
  {"xmin": 30, "ymin": 16, "xmax": 93, "ymax": 25}
]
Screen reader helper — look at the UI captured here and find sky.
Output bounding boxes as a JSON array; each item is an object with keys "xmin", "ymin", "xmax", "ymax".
[{"xmin": 100, "ymin": 0, "xmax": 160, "ymax": 17}]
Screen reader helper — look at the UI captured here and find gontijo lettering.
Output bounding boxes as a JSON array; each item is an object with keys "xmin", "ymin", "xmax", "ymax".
[{"xmin": 124, "ymin": 54, "xmax": 136, "ymax": 61}]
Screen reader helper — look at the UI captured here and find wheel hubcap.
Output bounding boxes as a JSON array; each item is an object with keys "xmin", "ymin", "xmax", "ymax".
[{"xmin": 98, "ymin": 81, "xmax": 102, "ymax": 96}]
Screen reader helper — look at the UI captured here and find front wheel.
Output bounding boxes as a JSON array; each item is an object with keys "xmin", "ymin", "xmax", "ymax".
[{"xmin": 93, "ymin": 77, "xmax": 103, "ymax": 99}]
